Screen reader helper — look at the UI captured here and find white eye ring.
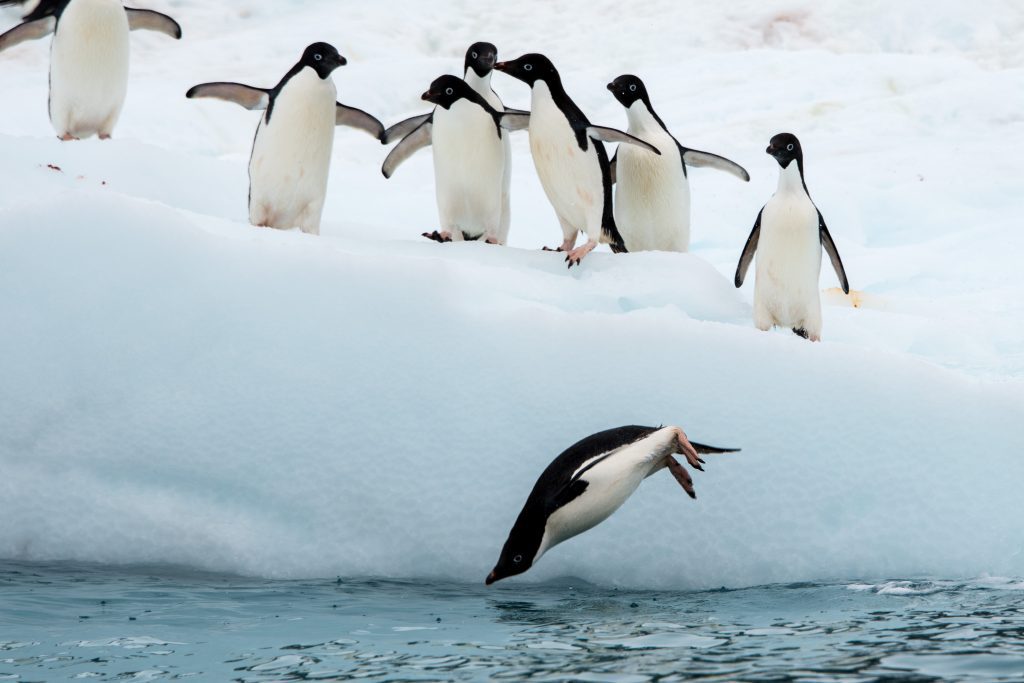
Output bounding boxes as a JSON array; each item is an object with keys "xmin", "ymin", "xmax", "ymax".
[
  {"xmin": 629, "ymin": 84, "xmax": 637, "ymax": 92},
  {"xmin": 471, "ymin": 52, "xmax": 478, "ymax": 59},
  {"xmin": 314, "ymin": 54, "xmax": 322, "ymax": 62},
  {"xmin": 445, "ymin": 87, "xmax": 453, "ymax": 95},
  {"xmin": 523, "ymin": 64, "xmax": 533, "ymax": 71},
  {"xmin": 787, "ymin": 143, "xmax": 794, "ymax": 151},
  {"xmin": 513, "ymin": 554, "xmax": 523, "ymax": 563}
]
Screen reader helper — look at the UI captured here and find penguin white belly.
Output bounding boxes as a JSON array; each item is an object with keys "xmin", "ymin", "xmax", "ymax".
[
  {"xmin": 49, "ymin": 0, "xmax": 130, "ymax": 139},
  {"xmin": 248, "ymin": 68, "xmax": 336, "ymax": 235},
  {"xmin": 431, "ymin": 100, "xmax": 505, "ymax": 241},
  {"xmin": 754, "ymin": 194, "xmax": 822, "ymax": 333},
  {"xmin": 469, "ymin": 83, "xmax": 513, "ymax": 243},
  {"xmin": 536, "ymin": 427, "xmax": 679, "ymax": 561},
  {"xmin": 615, "ymin": 128, "xmax": 690, "ymax": 252},
  {"xmin": 529, "ymin": 84, "xmax": 603, "ymax": 239}
]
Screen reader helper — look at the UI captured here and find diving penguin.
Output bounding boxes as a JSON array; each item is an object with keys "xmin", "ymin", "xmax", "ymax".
[
  {"xmin": 0, "ymin": 0, "xmax": 181, "ymax": 140},
  {"xmin": 486, "ymin": 425, "xmax": 738, "ymax": 585},
  {"xmin": 186, "ymin": 42, "xmax": 384, "ymax": 236},
  {"xmin": 734, "ymin": 133, "xmax": 850, "ymax": 341}
]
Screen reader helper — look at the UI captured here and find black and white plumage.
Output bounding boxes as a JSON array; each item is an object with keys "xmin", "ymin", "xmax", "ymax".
[
  {"xmin": 734, "ymin": 133, "xmax": 850, "ymax": 341},
  {"xmin": 186, "ymin": 43, "xmax": 384, "ymax": 236},
  {"xmin": 381, "ymin": 42, "xmax": 525, "ymax": 245},
  {"xmin": 0, "ymin": 0, "xmax": 181, "ymax": 140},
  {"xmin": 494, "ymin": 53, "xmax": 661, "ymax": 268},
  {"xmin": 486, "ymin": 425, "xmax": 738, "ymax": 585},
  {"xmin": 607, "ymin": 75, "xmax": 749, "ymax": 252}
]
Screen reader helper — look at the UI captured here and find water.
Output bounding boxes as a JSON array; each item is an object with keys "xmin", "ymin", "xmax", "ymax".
[{"xmin": 1, "ymin": 563, "xmax": 1023, "ymax": 682}]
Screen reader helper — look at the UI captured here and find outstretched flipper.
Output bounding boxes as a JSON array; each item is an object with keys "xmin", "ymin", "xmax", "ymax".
[
  {"xmin": 336, "ymin": 103, "xmax": 384, "ymax": 140},
  {"xmin": 0, "ymin": 16, "xmax": 55, "ymax": 52},
  {"xmin": 734, "ymin": 209, "xmax": 763, "ymax": 288},
  {"xmin": 503, "ymin": 107, "xmax": 530, "ymax": 116},
  {"xmin": 125, "ymin": 7, "xmax": 181, "ymax": 39},
  {"xmin": 381, "ymin": 113, "xmax": 432, "ymax": 145},
  {"xmin": 186, "ymin": 82, "xmax": 270, "ymax": 111},
  {"xmin": 587, "ymin": 125, "xmax": 660, "ymax": 155},
  {"xmin": 499, "ymin": 112, "xmax": 530, "ymax": 131},
  {"xmin": 682, "ymin": 147, "xmax": 750, "ymax": 182},
  {"xmin": 381, "ymin": 120, "xmax": 432, "ymax": 179},
  {"xmin": 818, "ymin": 210, "xmax": 850, "ymax": 294}
]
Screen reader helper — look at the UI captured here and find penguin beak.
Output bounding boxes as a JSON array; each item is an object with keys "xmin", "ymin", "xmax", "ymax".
[
  {"xmin": 606, "ymin": 83, "xmax": 615, "ymax": 91},
  {"xmin": 421, "ymin": 90, "xmax": 436, "ymax": 102},
  {"xmin": 485, "ymin": 571, "xmax": 498, "ymax": 586},
  {"xmin": 493, "ymin": 61, "xmax": 509, "ymax": 73},
  {"xmin": 483, "ymin": 52, "xmax": 497, "ymax": 68}
]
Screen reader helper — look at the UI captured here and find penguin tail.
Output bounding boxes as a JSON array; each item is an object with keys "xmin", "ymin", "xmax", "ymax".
[
  {"xmin": 601, "ymin": 223, "xmax": 628, "ymax": 253},
  {"xmin": 689, "ymin": 442, "xmax": 740, "ymax": 455}
]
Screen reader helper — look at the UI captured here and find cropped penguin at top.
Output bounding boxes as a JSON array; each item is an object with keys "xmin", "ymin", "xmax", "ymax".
[
  {"xmin": 734, "ymin": 133, "xmax": 850, "ymax": 341},
  {"xmin": 0, "ymin": 0, "xmax": 181, "ymax": 140},
  {"xmin": 606, "ymin": 74, "xmax": 750, "ymax": 253},
  {"xmin": 486, "ymin": 425, "xmax": 738, "ymax": 585},
  {"xmin": 186, "ymin": 42, "xmax": 384, "ymax": 236},
  {"xmin": 381, "ymin": 42, "xmax": 527, "ymax": 245},
  {"xmin": 494, "ymin": 53, "xmax": 661, "ymax": 268}
]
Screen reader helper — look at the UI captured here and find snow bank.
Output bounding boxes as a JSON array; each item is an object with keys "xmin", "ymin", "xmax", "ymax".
[{"xmin": 0, "ymin": 0, "xmax": 1022, "ymax": 587}]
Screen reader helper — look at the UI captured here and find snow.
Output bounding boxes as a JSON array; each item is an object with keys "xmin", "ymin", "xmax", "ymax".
[{"xmin": 0, "ymin": 0, "xmax": 1022, "ymax": 588}]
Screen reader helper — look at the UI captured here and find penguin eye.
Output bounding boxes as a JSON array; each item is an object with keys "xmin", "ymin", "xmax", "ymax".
[
  {"xmin": 513, "ymin": 555, "xmax": 523, "ymax": 564},
  {"xmin": 787, "ymin": 143, "xmax": 794, "ymax": 151},
  {"xmin": 629, "ymin": 84, "xmax": 637, "ymax": 92},
  {"xmin": 472, "ymin": 51, "xmax": 478, "ymax": 59},
  {"xmin": 446, "ymin": 87, "xmax": 454, "ymax": 95},
  {"xmin": 523, "ymin": 64, "xmax": 533, "ymax": 72},
  {"xmin": 314, "ymin": 54, "xmax": 323, "ymax": 62}
]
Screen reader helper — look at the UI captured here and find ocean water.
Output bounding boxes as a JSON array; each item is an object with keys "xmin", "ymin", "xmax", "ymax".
[{"xmin": 1, "ymin": 563, "xmax": 1023, "ymax": 681}]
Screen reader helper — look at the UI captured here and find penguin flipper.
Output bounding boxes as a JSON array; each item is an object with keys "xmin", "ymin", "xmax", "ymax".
[
  {"xmin": 381, "ymin": 113, "xmax": 432, "ymax": 145},
  {"xmin": 503, "ymin": 107, "xmax": 530, "ymax": 116},
  {"xmin": 549, "ymin": 478, "xmax": 589, "ymax": 512},
  {"xmin": 819, "ymin": 210, "xmax": 850, "ymax": 294},
  {"xmin": 498, "ymin": 112, "xmax": 530, "ymax": 131},
  {"xmin": 336, "ymin": 103, "xmax": 385, "ymax": 140},
  {"xmin": 0, "ymin": 16, "xmax": 55, "ymax": 52},
  {"xmin": 681, "ymin": 147, "xmax": 750, "ymax": 182},
  {"xmin": 609, "ymin": 150, "xmax": 617, "ymax": 185},
  {"xmin": 186, "ymin": 82, "xmax": 270, "ymax": 111},
  {"xmin": 381, "ymin": 120, "xmax": 432, "ymax": 179},
  {"xmin": 125, "ymin": 8, "xmax": 181, "ymax": 39},
  {"xmin": 734, "ymin": 208, "xmax": 763, "ymax": 288},
  {"xmin": 586, "ymin": 125, "xmax": 660, "ymax": 155}
]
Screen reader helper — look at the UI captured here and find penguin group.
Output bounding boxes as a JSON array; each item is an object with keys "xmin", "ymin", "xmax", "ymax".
[{"xmin": 1, "ymin": 3, "xmax": 858, "ymax": 582}]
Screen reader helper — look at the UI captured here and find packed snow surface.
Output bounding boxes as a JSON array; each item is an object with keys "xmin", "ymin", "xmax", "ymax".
[{"xmin": 0, "ymin": 0, "xmax": 1022, "ymax": 588}]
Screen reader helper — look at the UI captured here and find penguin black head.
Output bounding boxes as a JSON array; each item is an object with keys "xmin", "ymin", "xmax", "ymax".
[
  {"xmin": 301, "ymin": 42, "xmax": 347, "ymax": 79},
  {"xmin": 494, "ymin": 53, "xmax": 558, "ymax": 87},
  {"xmin": 465, "ymin": 41, "xmax": 498, "ymax": 78},
  {"xmin": 766, "ymin": 133, "xmax": 803, "ymax": 169},
  {"xmin": 486, "ymin": 517, "xmax": 542, "ymax": 585},
  {"xmin": 607, "ymin": 74, "xmax": 649, "ymax": 108},
  {"xmin": 421, "ymin": 75, "xmax": 475, "ymax": 110}
]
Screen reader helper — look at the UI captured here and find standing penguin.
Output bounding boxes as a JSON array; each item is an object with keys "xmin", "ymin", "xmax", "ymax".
[
  {"xmin": 0, "ymin": 0, "xmax": 181, "ymax": 140},
  {"xmin": 382, "ymin": 42, "xmax": 523, "ymax": 245},
  {"xmin": 494, "ymin": 53, "xmax": 660, "ymax": 268},
  {"xmin": 606, "ymin": 75, "xmax": 750, "ymax": 252},
  {"xmin": 734, "ymin": 133, "xmax": 850, "ymax": 341},
  {"xmin": 186, "ymin": 43, "xmax": 384, "ymax": 236},
  {"xmin": 486, "ymin": 425, "xmax": 737, "ymax": 585}
]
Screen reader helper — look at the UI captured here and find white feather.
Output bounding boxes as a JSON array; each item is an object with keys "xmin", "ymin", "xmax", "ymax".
[
  {"xmin": 248, "ymin": 67, "xmax": 337, "ymax": 236},
  {"xmin": 465, "ymin": 70, "xmax": 512, "ymax": 244}
]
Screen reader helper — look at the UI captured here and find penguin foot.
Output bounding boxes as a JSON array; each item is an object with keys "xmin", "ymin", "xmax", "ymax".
[
  {"xmin": 422, "ymin": 230, "xmax": 453, "ymax": 243},
  {"xmin": 564, "ymin": 242, "xmax": 596, "ymax": 269},
  {"xmin": 672, "ymin": 427, "xmax": 705, "ymax": 471},
  {"xmin": 99, "ymin": 133, "xmax": 112, "ymax": 141},
  {"xmin": 58, "ymin": 133, "xmax": 79, "ymax": 142},
  {"xmin": 541, "ymin": 245, "xmax": 565, "ymax": 252},
  {"xmin": 665, "ymin": 456, "xmax": 696, "ymax": 499}
]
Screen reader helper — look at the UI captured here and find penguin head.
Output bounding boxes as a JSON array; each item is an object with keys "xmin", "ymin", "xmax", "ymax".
[
  {"xmin": 301, "ymin": 42, "xmax": 347, "ymax": 79},
  {"xmin": 607, "ymin": 74, "xmax": 649, "ymax": 108},
  {"xmin": 465, "ymin": 41, "xmax": 498, "ymax": 78},
  {"xmin": 766, "ymin": 133, "xmax": 803, "ymax": 169},
  {"xmin": 422, "ymin": 75, "xmax": 475, "ymax": 110},
  {"xmin": 485, "ymin": 513, "xmax": 545, "ymax": 585},
  {"xmin": 494, "ymin": 53, "xmax": 558, "ymax": 87}
]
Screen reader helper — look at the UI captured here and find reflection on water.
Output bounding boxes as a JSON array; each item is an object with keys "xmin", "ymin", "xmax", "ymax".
[{"xmin": 1, "ymin": 563, "xmax": 1023, "ymax": 681}]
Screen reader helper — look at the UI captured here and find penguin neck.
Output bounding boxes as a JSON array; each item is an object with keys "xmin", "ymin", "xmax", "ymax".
[
  {"xmin": 776, "ymin": 159, "xmax": 807, "ymax": 196},
  {"xmin": 463, "ymin": 68, "xmax": 492, "ymax": 94},
  {"xmin": 625, "ymin": 100, "xmax": 664, "ymax": 134}
]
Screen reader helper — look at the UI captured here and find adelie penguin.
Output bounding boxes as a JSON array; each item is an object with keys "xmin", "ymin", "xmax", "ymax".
[
  {"xmin": 494, "ymin": 53, "xmax": 661, "ymax": 268},
  {"xmin": 486, "ymin": 425, "xmax": 737, "ymax": 585},
  {"xmin": 381, "ymin": 42, "xmax": 525, "ymax": 245},
  {"xmin": 186, "ymin": 43, "xmax": 384, "ymax": 236},
  {"xmin": 607, "ymin": 75, "xmax": 750, "ymax": 252},
  {"xmin": 0, "ymin": 0, "xmax": 181, "ymax": 140},
  {"xmin": 734, "ymin": 133, "xmax": 850, "ymax": 341}
]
